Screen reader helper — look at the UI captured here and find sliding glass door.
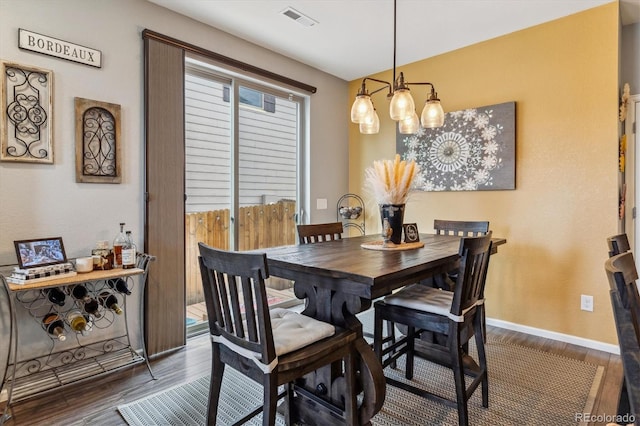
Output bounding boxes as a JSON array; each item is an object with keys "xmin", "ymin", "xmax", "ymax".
[{"xmin": 184, "ymin": 59, "xmax": 304, "ymax": 333}]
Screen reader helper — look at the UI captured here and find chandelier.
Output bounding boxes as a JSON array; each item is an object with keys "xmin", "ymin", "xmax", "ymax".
[{"xmin": 350, "ymin": 0, "xmax": 445, "ymax": 134}]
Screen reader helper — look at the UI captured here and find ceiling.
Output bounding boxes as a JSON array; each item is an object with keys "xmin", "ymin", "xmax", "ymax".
[{"xmin": 148, "ymin": 0, "xmax": 640, "ymax": 81}]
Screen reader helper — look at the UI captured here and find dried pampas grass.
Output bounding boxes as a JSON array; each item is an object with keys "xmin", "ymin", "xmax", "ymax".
[{"xmin": 365, "ymin": 154, "xmax": 419, "ymax": 205}]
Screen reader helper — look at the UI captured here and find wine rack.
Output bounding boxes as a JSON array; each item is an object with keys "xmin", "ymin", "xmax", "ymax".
[{"xmin": 0, "ymin": 253, "xmax": 155, "ymax": 423}]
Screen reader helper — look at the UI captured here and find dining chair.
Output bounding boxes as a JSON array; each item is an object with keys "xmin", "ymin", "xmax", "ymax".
[
  {"xmin": 604, "ymin": 251, "xmax": 640, "ymax": 422},
  {"xmin": 608, "ymin": 233, "xmax": 631, "ymax": 257},
  {"xmin": 373, "ymin": 233, "xmax": 493, "ymax": 426},
  {"xmin": 198, "ymin": 242, "xmax": 358, "ymax": 426},
  {"xmin": 433, "ymin": 220, "xmax": 491, "ymax": 342},
  {"xmin": 297, "ymin": 222, "xmax": 343, "ymax": 244}
]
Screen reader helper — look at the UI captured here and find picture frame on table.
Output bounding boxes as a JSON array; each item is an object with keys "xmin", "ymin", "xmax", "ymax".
[
  {"xmin": 403, "ymin": 223, "xmax": 420, "ymax": 243},
  {"xmin": 14, "ymin": 237, "xmax": 68, "ymax": 269},
  {"xmin": 0, "ymin": 61, "xmax": 54, "ymax": 163}
]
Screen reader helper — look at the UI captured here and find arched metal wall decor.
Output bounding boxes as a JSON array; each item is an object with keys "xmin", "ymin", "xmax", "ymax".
[
  {"xmin": 74, "ymin": 97, "xmax": 121, "ymax": 183},
  {"xmin": 0, "ymin": 61, "xmax": 54, "ymax": 164}
]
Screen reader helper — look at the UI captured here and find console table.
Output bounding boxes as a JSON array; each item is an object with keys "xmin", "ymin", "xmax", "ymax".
[{"xmin": 0, "ymin": 253, "xmax": 155, "ymax": 424}]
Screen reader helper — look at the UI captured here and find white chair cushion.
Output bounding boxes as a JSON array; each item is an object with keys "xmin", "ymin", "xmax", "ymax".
[
  {"xmin": 270, "ymin": 308, "xmax": 335, "ymax": 356},
  {"xmin": 384, "ymin": 284, "xmax": 480, "ymax": 322}
]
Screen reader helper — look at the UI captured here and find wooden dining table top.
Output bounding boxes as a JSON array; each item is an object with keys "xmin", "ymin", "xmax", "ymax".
[{"xmin": 261, "ymin": 233, "xmax": 506, "ymax": 300}]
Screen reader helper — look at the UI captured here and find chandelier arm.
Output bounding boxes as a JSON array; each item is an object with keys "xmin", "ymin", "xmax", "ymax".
[{"xmin": 362, "ymin": 77, "xmax": 393, "ymax": 96}]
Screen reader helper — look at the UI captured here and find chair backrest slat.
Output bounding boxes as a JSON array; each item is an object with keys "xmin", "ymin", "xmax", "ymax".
[
  {"xmin": 451, "ymin": 232, "xmax": 493, "ymax": 316},
  {"xmin": 297, "ymin": 222, "xmax": 343, "ymax": 244},
  {"xmin": 198, "ymin": 243, "xmax": 276, "ymax": 363},
  {"xmin": 434, "ymin": 220, "xmax": 490, "ymax": 237}
]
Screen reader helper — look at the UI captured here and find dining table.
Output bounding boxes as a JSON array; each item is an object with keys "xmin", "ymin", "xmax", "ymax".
[{"xmin": 260, "ymin": 232, "xmax": 506, "ymax": 425}]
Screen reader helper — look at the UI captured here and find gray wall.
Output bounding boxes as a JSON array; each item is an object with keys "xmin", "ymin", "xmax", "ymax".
[
  {"xmin": 0, "ymin": 0, "xmax": 348, "ymax": 354},
  {"xmin": 621, "ymin": 22, "xmax": 639, "ymax": 95}
]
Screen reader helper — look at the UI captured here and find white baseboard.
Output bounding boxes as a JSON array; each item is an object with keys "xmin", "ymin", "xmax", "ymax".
[{"xmin": 487, "ymin": 318, "xmax": 620, "ymax": 355}]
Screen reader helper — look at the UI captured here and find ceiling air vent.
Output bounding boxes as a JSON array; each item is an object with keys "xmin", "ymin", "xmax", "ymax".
[{"xmin": 281, "ymin": 7, "xmax": 318, "ymax": 27}]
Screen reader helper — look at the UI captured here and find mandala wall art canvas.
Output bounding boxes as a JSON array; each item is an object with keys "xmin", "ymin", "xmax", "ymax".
[{"xmin": 397, "ymin": 101, "xmax": 516, "ymax": 191}]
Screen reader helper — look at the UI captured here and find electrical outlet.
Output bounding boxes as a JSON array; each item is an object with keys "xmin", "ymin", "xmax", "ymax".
[{"xmin": 580, "ymin": 294, "xmax": 593, "ymax": 312}]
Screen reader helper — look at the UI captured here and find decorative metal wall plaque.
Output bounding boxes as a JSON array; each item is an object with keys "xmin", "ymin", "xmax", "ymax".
[
  {"xmin": 1, "ymin": 61, "xmax": 54, "ymax": 163},
  {"xmin": 397, "ymin": 101, "xmax": 516, "ymax": 191},
  {"xmin": 75, "ymin": 97, "xmax": 121, "ymax": 183},
  {"xmin": 18, "ymin": 29, "xmax": 102, "ymax": 68}
]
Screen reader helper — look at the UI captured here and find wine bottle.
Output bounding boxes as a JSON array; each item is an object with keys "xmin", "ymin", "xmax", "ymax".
[
  {"xmin": 67, "ymin": 309, "xmax": 89, "ymax": 333},
  {"xmin": 42, "ymin": 313, "xmax": 66, "ymax": 341},
  {"xmin": 107, "ymin": 278, "xmax": 131, "ymax": 295},
  {"xmin": 99, "ymin": 292, "xmax": 123, "ymax": 315},
  {"xmin": 71, "ymin": 284, "xmax": 91, "ymax": 302},
  {"xmin": 83, "ymin": 297, "xmax": 101, "ymax": 318},
  {"xmin": 121, "ymin": 230, "xmax": 136, "ymax": 270},
  {"xmin": 46, "ymin": 287, "xmax": 66, "ymax": 306},
  {"xmin": 113, "ymin": 222, "xmax": 126, "ymax": 268}
]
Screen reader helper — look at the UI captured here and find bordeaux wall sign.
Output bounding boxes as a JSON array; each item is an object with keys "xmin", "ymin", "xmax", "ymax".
[
  {"xmin": 18, "ymin": 29, "xmax": 102, "ymax": 68},
  {"xmin": 397, "ymin": 101, "xmax": 516, "ymax": 191}
]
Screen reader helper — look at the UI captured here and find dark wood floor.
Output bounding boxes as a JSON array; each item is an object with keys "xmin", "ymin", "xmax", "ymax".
[{"xmin": 0, "ymin": 326, "xmax": 623, "ymax": 426}]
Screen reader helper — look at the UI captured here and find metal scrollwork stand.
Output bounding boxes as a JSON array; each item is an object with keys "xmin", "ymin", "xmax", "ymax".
[{"xmin": 0, "ymin": 253, "xmax": 156, "ymax": 419}]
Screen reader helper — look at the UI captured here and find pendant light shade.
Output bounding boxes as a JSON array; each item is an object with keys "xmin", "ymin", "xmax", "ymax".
[
  {"xmin": 398, "ymin": 111, "xmax": 419, "ymax": 134},
  {"xmin": 351, "ymin": 94, "xmax": 374, "ymax": 123},
  {"xmin": 420, "ymin": 98, "xmax": 445, "ymax": 129},
  {"xmin": 389, "ymin": 88, "xmax": 415, "ymax": 121},
  {"xmin": 359, "ymin": 109, "xmax": 380, "ymax": 134}
]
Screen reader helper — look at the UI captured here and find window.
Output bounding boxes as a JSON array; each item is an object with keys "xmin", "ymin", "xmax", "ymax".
[{"xmin": 222, "ymin": 86, "xmax": 276, "ymax": 113}]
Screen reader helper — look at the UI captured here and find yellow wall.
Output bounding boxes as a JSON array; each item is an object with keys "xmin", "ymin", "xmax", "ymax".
[{"xmin": 349, "ymin": 3, "xmax": 620, "ymax": 344}]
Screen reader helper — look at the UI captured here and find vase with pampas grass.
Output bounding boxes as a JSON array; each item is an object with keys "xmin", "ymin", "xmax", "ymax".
[{"xmin": 365, "ymin": 154, "xmax": 419, "ymax": 244}]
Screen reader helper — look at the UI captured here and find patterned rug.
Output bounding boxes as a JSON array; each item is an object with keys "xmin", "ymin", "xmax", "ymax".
[{"xmin": 118, "ymin": 337, "xmax": 603, "ymax": 425}]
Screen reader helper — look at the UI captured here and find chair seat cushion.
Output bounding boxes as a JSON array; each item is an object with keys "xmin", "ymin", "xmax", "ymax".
[
  {"xmin": 270, "ymin": 308, "xmax": 335, "ymax": 356},
  {"xmin": 384, "ymin": 284, "xmax": 480, "ymax": 322}
]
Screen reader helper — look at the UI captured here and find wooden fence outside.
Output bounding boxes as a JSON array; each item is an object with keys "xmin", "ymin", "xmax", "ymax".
[{"xmin": 185, "ymin": 200, "xmax": 297, "ymax": 305}]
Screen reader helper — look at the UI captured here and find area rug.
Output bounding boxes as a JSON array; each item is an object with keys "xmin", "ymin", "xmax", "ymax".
[{"xmin": 118, "ymin": 337, "xmax": 603, "ymax": 426}]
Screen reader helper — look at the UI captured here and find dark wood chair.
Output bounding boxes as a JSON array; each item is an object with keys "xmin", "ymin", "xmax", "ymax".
[
  {"xmin": 297, "ymin": 222, "xmax": 343, "ymax": 244},
  {"xmin": 433, "ymin": 220, "xmax": 491, "ymax": 341},
  {"xmin": 198, "ymin": 242, "xmax": 358, "ymax": 426},
  {"xmin": 608, "ymin": 233, "xmax": 631, "ymax": 257},
  {"xmin": 604, "ymin": 251, "xmax": 640, "ymax": 423},
  {"xmin": 373, "ymin": 233, "xmax": 493, "ymax": 426}
]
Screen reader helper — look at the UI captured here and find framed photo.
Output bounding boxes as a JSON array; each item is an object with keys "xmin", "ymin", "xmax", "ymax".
[
  {"xmin": 75, "ymin": 97, "xmax": 122, "ymax": 183},
  {"xmin": 403, "ymin": 223, "xmax": 420, "ymax": 243},
  {"xmin": 14, "ymin": 237, "xmax": 68, "ymax": 269},
  {"xmin": 1, "ymin": 61, "xmax": 54, "ymax": 163}
]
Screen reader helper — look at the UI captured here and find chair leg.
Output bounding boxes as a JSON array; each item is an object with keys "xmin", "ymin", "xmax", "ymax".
[
  {"xmin": 263, "ymin": 374, "xmax": 278, "ymax": 426},
  {"xmin": 208, "ymin": 344, "xmax": 225, "ymax": 426},
  {"xmin": 451, "ymin": 327, "xmax": 469, "ymax": 426},
  {"xmin": 475, "ymin": 317, "xmax": 489, "ymax": 408},
  {"xmin": 405, "ymin": 326, "xmax": 415, "ymax": 380},
  {"xmin": 386, "ymin": 320, "xmax": 397, "ymax": 369},
  {"xmin": 284, "ymin": 382, "xmax": 293, "ymax": 426},
  {"xmin": 373, "ymin": 306, "xmax": 383, "ymax": 363}
]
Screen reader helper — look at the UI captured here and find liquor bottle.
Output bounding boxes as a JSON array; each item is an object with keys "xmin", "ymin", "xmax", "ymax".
[
  {"xmin": 112, "ymin": 222, "xmax": 127, "ymax": 268},
  {"xmin": 99, "ymin": 291, "xmax": 123, "ymax": 315},
  {"xmin": 42, "ymin": 313, "xmax": 66, "ymax": 341},
  {"xmin": 67, "ymin": 309, "xmax": 89, "ymax": 333},
  {"xmin": 107, "ymin": 278, "xmax": 131, "ymax": 295},
  {"xmin": 46, "ymin": 287, "xmax": 66, "ymax": 306},
  {"xmin": 121, "ymin": 230, "xmax": 136, "ymax": 270},
  {"xmin": 71, "ymin": 284, "xmax": 91, "ymax": 302}
]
